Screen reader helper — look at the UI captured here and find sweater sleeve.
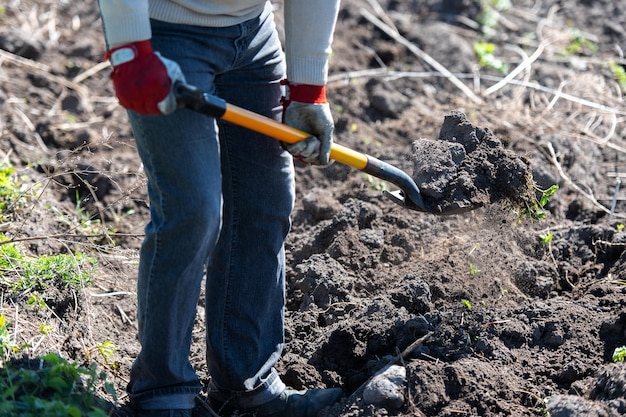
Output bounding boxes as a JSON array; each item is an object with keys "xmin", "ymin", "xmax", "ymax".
[
  {"xmin": 284, "ymin": 0, "xmax": 341, "ymax": 86},
  {"xmin": 97, "ymin": 0, "xmax": 152, "ymax": 49}
]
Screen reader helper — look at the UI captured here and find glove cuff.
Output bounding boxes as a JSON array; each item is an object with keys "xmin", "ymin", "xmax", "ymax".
[
  {"xmin": 105, "ymin": 40, "xmax": 153, "ymax": 66},
  {"xmin": 283, "ymin": 80, "xmax": 327, "ymax": 104}
]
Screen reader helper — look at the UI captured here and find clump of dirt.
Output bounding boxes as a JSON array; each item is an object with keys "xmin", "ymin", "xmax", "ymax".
[{"xmin": 411, "ymin": 111, "xmax": 535, "ymax": 214}]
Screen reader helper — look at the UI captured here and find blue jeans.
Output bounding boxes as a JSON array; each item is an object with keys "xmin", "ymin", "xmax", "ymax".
[{"xmin": 126, "ymin": 3, "xmax": 295, "ymax": 410}]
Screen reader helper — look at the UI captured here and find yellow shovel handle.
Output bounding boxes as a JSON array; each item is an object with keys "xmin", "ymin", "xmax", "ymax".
[
  {"xmin": 174, "ymin": 81, "xmax": 429, "ymax": 213},
  {"xmin": 222, "ymin": 104, "xmax": 368, "ymax": 170}
]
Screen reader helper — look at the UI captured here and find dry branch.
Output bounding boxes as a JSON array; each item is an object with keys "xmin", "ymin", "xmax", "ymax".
[
  {"xmin": 72, "ymin": 60, "xmax": 111, "ymax": 84},
  {"xmin": 364, "ymin": 0, "xmax": 399, "ymax": 33},
  {"xmin": 485, "ymin": 40, "xmax": 551, "ymax": 96},
  {"xmin": 359, "ymin": 8, "xmax": 483, "ymax": 105},
  {"xmin": 547, "ymin": 142, "xmax": 617, "ymax": 217},
  {"xmin": 0, "ymin": 48, "xmax": 94, "ymax": 113},
  {"xmin": 329, "ymin": 69, "xmax": 626, "ymax": 118}
]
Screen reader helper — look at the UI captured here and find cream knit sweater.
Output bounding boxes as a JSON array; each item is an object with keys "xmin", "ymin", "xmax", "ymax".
[{"xmin": 98, "ymin": 0, "xmax": 340, "ymax": 85}]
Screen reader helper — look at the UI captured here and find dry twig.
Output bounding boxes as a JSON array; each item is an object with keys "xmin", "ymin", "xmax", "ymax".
[
  {"xmin": 547, "ymin": 142, "xmax": 612, "ymax": 215},
  {"xmin": 485, "ymin": 40, "xmax": 551, "ymax": 96},
  {"xmin": 0, "ymin": 48, "xmax": 94, "ymax": 113},
  {"xmin": 359, "ymin": 8, "xmax": 483, "ymax": 105}
]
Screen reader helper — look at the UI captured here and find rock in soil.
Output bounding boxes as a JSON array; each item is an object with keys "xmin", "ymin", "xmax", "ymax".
[{"xmin": 362, "ymin": 364, "xmax": 406, "ymax": 410}]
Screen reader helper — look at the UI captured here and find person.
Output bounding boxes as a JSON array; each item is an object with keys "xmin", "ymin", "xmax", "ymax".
[{"xmin": 96, "ymin": 0, "xmax": 343, "ymax": 416}]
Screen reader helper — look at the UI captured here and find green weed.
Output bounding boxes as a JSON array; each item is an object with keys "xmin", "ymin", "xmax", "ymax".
[
  {"xmin": 51, "ymin": 193, "xmax": 105, "ymax": 237},
  {"xmin": 538, "ymin": 185, "xmax": 559, "ymax": 209},
  {"xmin": 477, "ymin": 0, "xmax": 512, "ymax": 36},
  {"xmin": 0, "ymin": 315, "xmax": 31, "ymax": 360},
  {"xmin": 563, "ymin": 30, "xmax": 598, "ymax": 56},
  {"xmin": 613, "ymin": 346, "xmax": 626, "ymax": 362},
  {"xmin": 520, "ymin": 184, "xmax": 559, "ymax": 220},
  {"xmin": 609, "ymin": 61, "xmax": 626, "ymax": 92},
  {"xmin": 474, "ymin": 42, "xmax": 508, "ymax": 73},
  {"xmin": 0, "ymin": 236, "xmax": 97, "ymax": 293},
  {"xmin": 364, "ymin": 174, "xmax": 389, "ymax": 192},
  {"xmin": 0, "ymin": 352, "xmax": 116, "ymax": 417},
  {"xmin": 540, "ymin": 233, "xmax": 554, "ymax": 245},
  {"xmin": 90, "ymin": 340, "xmax": 119, "ymax": 368},
  {"xmin": 26, "ymin": 292, "xmax": 48, "ymax": 309},
  {"xmin": 0, "ymin": 315, "xmax": 18, "ymax": 359},
  {"xmin": 0, "ymin": 161, "xmax": 32, "ymax": 221},
  {"xmin": 48, "ymin": 193, "xmax": 117, "ymax": 246},
  {"xmin": 39, "ymin": 324, "xmax": 54, "ymax": 335}
]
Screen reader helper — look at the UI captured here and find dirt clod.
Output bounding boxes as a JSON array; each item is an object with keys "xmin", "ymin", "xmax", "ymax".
[{"xmin": 411, "ymin": 110, "xmax": 535, "ymax": 214}]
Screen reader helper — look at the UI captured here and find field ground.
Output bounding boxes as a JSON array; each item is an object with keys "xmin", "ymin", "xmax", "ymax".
[{"xmin": 0, "ymin": 0, "xmax": 625, "ymax": 416}]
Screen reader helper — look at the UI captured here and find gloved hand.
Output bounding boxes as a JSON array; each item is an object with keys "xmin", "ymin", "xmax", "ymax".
[
  {"xmin": 282, "ymin": 82, "xmax": 334, "ymax": 165},
  {"xmin": 105, "ymin": 40, "xmax": 185, "ymax": 115}
]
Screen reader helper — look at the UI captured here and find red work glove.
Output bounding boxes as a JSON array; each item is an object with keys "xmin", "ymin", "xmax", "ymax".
[
  {"xmin": 282, "ymin": 82, "xmax": 334, "ymax": 165},
  {"xmin": 105, "ymin": 40, "xmax": 185, "ymax": 115}
]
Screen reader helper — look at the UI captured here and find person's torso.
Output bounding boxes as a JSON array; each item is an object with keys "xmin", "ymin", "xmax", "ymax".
[{"xmin": 149, "ymin": 0, "xmax": 270, "ymax": 27}]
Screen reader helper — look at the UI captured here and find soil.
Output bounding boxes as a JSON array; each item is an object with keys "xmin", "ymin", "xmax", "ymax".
[{"xmin": 1, "ymin": 0, "xmax": 626, "ymax": 417}]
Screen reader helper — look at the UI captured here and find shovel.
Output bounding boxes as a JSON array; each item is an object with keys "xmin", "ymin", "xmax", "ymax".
[{"xmin": 174, "ymin": 82, "xmax": 434, "ymax": 213}]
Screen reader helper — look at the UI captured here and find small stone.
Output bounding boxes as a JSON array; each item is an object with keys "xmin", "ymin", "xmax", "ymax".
[
  {"xmin": 359, "ymin": 229, "xmax": 384, "ymax": 248},
  {"xmin": 362, "ymin": 365, "xmax": 406, "ymax": 410}
]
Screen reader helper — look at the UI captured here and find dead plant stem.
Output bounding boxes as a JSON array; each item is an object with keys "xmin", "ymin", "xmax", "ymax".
[
  {"xmin": 359, "ymin": 8, "xmax": 483, "ymax": 104},
  {"xmin": 485, "ymin": 40, "xmax": 551, "ymax": 96},
  {"xmin": 547, "ymin": 142, "xmax": 613, "ymax": 215}
]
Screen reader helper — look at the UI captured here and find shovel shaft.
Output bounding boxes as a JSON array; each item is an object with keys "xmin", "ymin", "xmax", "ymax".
[
  {"xmin": 224, "ymin": 104, "xmax": 425, "ymax": 209},
  {"xmin": 223, "ymin": 104, "xmax": 369, "ymax": 170},
  {"xmin": 174, "ymin": 81, "xmax": 429, "ymax": 213},
  {"xmin": 173, "ymin": 82, "xmax": 370, "ymax": 170}
]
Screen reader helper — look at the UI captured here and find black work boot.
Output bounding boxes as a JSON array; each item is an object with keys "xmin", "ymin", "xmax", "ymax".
[{"xmin": 208, "ymin": 387, "xmax": 343, "ymax": 417}]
